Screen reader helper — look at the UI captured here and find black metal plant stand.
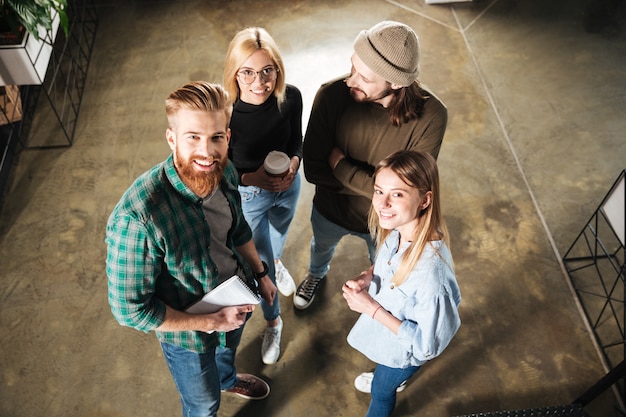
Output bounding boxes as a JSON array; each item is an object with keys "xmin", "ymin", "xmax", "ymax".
[
  {"xmin": 0, "ymin": 0, "xmax": 97, "ymax": 198},
  {"xmin": 19, "ymin": 0, "xmax": 98, "ymax": 149}
]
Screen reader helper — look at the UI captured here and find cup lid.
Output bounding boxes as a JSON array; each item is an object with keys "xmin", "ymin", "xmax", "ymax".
[{"xmin": 264, "ymin": 151, "xmax": 290, "ymax": 175}]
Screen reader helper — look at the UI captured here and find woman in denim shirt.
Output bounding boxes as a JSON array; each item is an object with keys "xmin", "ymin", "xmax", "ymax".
[{"xmin": 343, "ymin": 150, "xmax": 461, "ymax": 417}]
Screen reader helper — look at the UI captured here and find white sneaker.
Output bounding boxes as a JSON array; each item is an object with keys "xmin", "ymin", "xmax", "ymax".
[
  {"xmin": 261, "ymin": 316, "xmax": 283, "ymax": 364},
  {"xmin": 354, "ymin": 372, "xmax": 407, "ymax": 393},
  {"xmin": 275, "ymin": 260, "xmax": 296, "ymax": 296}
]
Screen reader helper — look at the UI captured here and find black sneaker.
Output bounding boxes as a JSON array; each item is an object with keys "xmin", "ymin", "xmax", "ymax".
[{"xmin": 293, "ymin": 274, "xmax": 323, "ymax": 309}]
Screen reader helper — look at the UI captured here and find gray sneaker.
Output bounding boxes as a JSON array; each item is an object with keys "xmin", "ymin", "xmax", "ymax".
[
  {"xmin": 261, "ymin": 316, "xmax": 283, "ymax": 364},
  {"xmin": 293, "ymin": 274, "xmax": 323, "ymax": 310}
]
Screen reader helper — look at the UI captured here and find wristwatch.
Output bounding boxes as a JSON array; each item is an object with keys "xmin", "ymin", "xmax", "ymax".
[{"xmin": 254, "ymin": 261, "xmax": 268, "ymax": 280}]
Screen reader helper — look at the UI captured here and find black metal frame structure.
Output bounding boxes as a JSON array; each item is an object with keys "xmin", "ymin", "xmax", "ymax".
[
  {"xmin": 562, "ymin": 169, "xmax": 625, "ymax": 405},
  {"xmin": 0, "ymin": 0, "xmax": 97, "ymax": 197},
  {"xmin": 563, "ymin": 170, "xmax": 625, "ymax": 369},
  {"xmin": 0, "ymin": 86, "xmax": 22, "ymax": 195},
  {"xmin": 20, "ymin": 0, "xmax": 98, "ymax": 149}
]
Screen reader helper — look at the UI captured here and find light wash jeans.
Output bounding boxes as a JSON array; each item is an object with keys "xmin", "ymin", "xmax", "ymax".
[
  {"xmin": 367, "ymin": 364, "xmax": 421, "ymax": 417},
  {"xmin": 161, "ymin": 342, "xmax": 220, "ymax": 417},
  {"xmin": 239, "ymin": 172, "xmax": 301, "ymax": 321},
  {"xmin": 309, "ymin": 205, "xmax": 376, "ymax": 278}
]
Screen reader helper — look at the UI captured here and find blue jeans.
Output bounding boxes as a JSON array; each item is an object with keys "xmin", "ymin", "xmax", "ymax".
[
  {"xmin": 161, "ymin": 342, "xmax": 220, "ymax": 417},
  {"xmin": 367, "ymin": 364, "xmax": 421, "ymax": 417},
  {"xmin": 215, "ymin": 323, "xmax": 248, "ymax": 389},
  {"xmin": 239, "ymin": 172, "xmax": 300, "ymax": 321},
  {"xmin": 309, "ymin": 205, "xmax": 376, "ymax": 278}
]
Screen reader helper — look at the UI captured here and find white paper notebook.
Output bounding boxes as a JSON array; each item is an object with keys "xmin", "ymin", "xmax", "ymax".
[{"xmin": 186, "ymin": 275, "xmax": 260, "ymax": 314}]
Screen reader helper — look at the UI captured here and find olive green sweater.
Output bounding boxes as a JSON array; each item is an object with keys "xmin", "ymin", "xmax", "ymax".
[{"xmin": 303, "ymin": 76, "xmax": 447, "ymax": 233}]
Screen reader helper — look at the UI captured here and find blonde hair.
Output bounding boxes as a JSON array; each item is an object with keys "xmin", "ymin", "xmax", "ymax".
[
  {"xmin": 165, "ymin": 81, "xmax": 232, "ymax": 127},
  {"xmin": 223, "ymin": 27, "xmax": 286, "ymax": 105},
  {"xmin": 368, "ymin": 150, "xmax": 451, "ymax": 286}
]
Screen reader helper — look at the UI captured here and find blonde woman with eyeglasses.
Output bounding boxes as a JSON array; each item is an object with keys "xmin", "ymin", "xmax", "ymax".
[{"xmin": 223, "ymin": 27, "xmax": 303, "ymax": 371}]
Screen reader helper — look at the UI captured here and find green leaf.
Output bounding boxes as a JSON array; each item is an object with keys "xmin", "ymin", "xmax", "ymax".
[{"xmin": 3, "ymin": 0, "xmax": 68, "ymax": 41}]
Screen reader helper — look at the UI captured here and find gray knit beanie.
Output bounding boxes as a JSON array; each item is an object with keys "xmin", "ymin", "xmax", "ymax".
[{"xmin": 353, "ymin": 21, "xmax": 420, "ymax": 87}]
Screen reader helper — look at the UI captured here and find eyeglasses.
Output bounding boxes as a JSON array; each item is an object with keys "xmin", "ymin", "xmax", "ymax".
[{"xmin": 236, "ymin": 66, "xmax": 279, "ymax": 85}]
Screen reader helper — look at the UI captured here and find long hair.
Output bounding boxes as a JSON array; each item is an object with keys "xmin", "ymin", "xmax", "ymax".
[
  {"xmin": 165, "ymin": 81, "xmax": 233, "ymax": 127},
  {"xmin": 223, "ymin": 27, "xmax": 286, "ymax": 106},
  {"xmin": 386, "ymin": 82, "xmax": 430, "ymax": 127},
  {"xmin": 368, "ymin": 150, "xmax": 450, "ymax": 286}
]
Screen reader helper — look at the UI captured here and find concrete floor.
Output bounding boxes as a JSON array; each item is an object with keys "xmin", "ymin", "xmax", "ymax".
[{"xmin": 0, "ymin": 0, "xmax": 625, "ymax": 416}]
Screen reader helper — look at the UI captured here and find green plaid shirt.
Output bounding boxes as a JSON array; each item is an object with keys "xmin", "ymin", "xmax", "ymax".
[{"xmin": 105, "ymin": 155, "xmax": 253, "ymax": 353}]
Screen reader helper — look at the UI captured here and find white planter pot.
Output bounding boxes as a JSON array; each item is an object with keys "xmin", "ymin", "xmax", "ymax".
[{"xmin": 0, "ymin": 11, "xmax": 60, "ymax": 86}]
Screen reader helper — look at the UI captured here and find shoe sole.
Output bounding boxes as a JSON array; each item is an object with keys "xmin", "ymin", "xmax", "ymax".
[
  {"xmin": 223, "ymin": 390, "xmax": 270, "ymax": 400},
  {"xmin": 354, "ymin": 384, "xmax": 406, "ymax": 394},
  {"xmin": 222, "ymin": 384, "xmax": 271, "ymax": 400},
  {"xmin": 293, "ymin": 294, "xmax": 315, "ymax": 310}
]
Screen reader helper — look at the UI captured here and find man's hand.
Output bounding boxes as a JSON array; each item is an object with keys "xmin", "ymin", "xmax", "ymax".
[
  {"xmin": 328, "ymin": 146, "xmax": 345, "ymax": 170},
  {"xmin": 208, "ymin": 305, "xmax": 255, "ymax": 333},
  {"xmin": 157, "ymin": 304, "xmax": 255, "ymax": 333}
]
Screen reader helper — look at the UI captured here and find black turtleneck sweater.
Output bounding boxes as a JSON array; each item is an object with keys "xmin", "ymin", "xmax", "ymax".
[{"xmin": 228, "ymin": 84, "xmax": 303, "ymax": 180}]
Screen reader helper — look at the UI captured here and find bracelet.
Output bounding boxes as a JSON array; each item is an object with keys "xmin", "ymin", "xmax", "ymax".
[{"xmin": 372, "ymin": 305, "xmax": 383, "ymax": 319}]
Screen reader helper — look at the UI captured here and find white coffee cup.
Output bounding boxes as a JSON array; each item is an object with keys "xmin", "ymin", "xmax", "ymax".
[{"xmin": 264, "ymin": 151, "xmax": 290, "ymax": 177}]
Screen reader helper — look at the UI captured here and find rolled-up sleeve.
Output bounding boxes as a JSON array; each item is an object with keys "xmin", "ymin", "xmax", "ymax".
[{"xmin": 397, "ymin": 290, "xmax": 461, "ymax": 362}]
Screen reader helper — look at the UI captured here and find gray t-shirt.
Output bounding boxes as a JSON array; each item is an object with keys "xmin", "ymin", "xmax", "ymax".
[{"xmin": 202, "ymin": 187, "xmax": 245, "ymax": 284}]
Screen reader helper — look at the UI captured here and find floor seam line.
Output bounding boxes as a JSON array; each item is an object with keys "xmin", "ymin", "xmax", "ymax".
[{"xmin": 454, "ymin": 5, "xmax": 610, "ymax": 372}]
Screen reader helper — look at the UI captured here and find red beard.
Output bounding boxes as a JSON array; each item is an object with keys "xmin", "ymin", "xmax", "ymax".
[{"xmin": 175, "ymin": 153, "xmax": 226, "ymax": 197}]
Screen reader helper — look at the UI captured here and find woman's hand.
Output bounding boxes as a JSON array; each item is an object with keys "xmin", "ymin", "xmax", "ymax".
[
  {"xmin": 342, "ymin": 269, "xmax": 379, "ymax": 316},
  {"xmin": 257, "ymin": 275, "xmax": 277, "ymax": 306},
  {"xmin": 241, "ymin": 157, "xmax": 299, "ymax": 193},
  {"xmin": 342, "ymin": 281, "xmax": 378, "ymax": 316}
]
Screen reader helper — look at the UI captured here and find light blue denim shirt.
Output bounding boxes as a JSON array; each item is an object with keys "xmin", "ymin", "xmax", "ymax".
[{"xmin": 347, "ymin": 230, "xmax": 461, "ymax": 368}]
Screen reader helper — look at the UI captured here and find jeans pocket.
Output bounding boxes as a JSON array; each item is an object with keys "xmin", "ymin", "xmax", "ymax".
[{"xmin": 239, "ymin": 186, "xmax": 261, "ymax": 203}]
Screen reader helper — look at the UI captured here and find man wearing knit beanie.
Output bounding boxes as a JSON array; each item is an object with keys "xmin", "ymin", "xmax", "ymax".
[
  {"xmin": 297, "ymin": 20, "xmax": 447, "ymax": 308},
  {"xmin": 353, "ymin": 20, "xmax": 421, "ymax": 90}
]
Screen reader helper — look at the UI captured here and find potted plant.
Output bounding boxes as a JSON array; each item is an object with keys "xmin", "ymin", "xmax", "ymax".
[
  {"xmin": 0, "ymin": 0, "xmax": 68, "ymax": 43},
  {"xmin": 0, "ymin": 0, "xmax": 69, "ymax": 85}
]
